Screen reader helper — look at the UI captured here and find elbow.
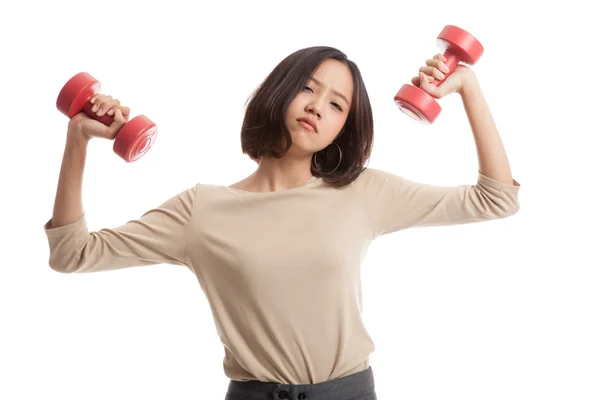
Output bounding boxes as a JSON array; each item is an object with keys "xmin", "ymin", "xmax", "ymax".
[
  {"xmin": 46, "ymin": 233, "xmax": 97, "ymax": 273},
  {"xmin": 509, "ymin": 201, "xmax": 520, "ymax": 216},
  {"xmin": 48, "ymin": 251, "xmax": 84, "ymax": 274},
  {"xmin": 475, "ymin": 195, "xmax": 520, "ymax": 221},
  {"xmin": 48, "ymin": 261, "xmax": 72, "ymax": 274},
  {"xmin": 493, "ymin": 199, "xmax": 520, "ymax": 219},
  {"xmin": 505, "ymin": 196, "xmax": 520, "ymax": 217},
  {"xmin": 475, "ymin": 186, "xmax": 520, "ymax": 220},
  {"xmin": 473, "ymin": 176, "xmax": 521, "ymax": 220}
]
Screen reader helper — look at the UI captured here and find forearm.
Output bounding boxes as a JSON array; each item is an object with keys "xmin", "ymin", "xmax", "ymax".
[
  {"xmin": 51, "ymin": 132, "xmax": 89, "ymax": 228},
  {"xmin": 460, "ymin": 74, "xmax": 514, "ymax": 185}
]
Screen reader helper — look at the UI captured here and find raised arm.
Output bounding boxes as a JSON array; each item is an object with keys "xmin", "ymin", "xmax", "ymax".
[
  {"xmin": 45, "ymin": 95, "xmax": 196, "ymax": 273},
  {"xmin": 416, "ymin": 54, "xmax": 516, "ymax": 185},
  {"xmin": 354, "ymin": 55, "xmax": 520, "ymax": 239},
  {"xmin": 51, "ymin": 94, "xmax": 128, "ymax": 228}
]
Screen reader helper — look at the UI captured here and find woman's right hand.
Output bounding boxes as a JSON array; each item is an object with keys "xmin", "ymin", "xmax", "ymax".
[{"xmin": 67, "ymin": 94, "xmax": 131, "ymax": 141}]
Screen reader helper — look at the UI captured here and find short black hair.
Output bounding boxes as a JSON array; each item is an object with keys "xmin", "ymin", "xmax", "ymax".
[{"xmin": 240, "ymin": 46, "xmax": 374, "ymax": 187}]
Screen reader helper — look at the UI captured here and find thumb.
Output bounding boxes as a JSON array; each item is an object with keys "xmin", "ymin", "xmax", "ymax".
[
  {"xmin": 419, "ymin": 72, "xmax": 431, "ymax": 91},
  {"xmin": 419, "ymin": 72, "xmax": 440, "ymax": 98},
  {"xmin": 107, "ymin": 108, "xmax": 127, "ymax": 139}
]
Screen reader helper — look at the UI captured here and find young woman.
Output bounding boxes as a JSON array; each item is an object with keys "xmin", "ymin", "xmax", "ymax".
[{"xmin": 44, "ymin": 46, "xmax": 520, "ymax": 400}]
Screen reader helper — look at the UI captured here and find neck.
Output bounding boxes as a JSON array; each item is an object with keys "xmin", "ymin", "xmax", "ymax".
[{"xmin": 250, "ymin": 155, "xmax": 314, "ymax": 192}]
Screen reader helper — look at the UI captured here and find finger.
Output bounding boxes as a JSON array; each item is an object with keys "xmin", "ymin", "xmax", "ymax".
[
  {"xmin": 94, "ymin": 100, "xmax": 109, "ymax": 116},
  {"xmin": 89, "ymin": 93, "xmax": 108, "ymax": 104},
  {"xmin": 419, "ymin": 72, "xmax": 429, "ymax": 89},
  {"xmin": 91, "ymin": 94, "xmax": 112, "ymax": 113},
  {"xmin": 434, "ymin": 53, "xmax": 447, "ymax": 62},
  {"xmin": 106, "ymin": 105, "xmax": 131, "ymax": 121},
  {"xmin": 105, "ymin": 100, "xmax": 122, "ymax": 116},
  {"xmin": 419, "ymin": 65, "xmax": 445, "ymax": 81},
  {"xmin": 96, "ymin": 98, "xmax": 118, "ymax": 117},
  {"xmin": 107, "ymin": 109, "xmax": 127, "ymax": 139},
  {"xmin": 419, "ymin": 72, "xmax": 441, "ymax": 98},
  {"xmin": 426, "ymin": 58, "xmax": 450, "ymax": 74},
  {"xmin": 113, "ymin": 108, "xmax": 126, "ymax": 123},
  {"xmin": 90, "ymin": 93, "xmax": 102, "ymax": 111},
  {"xmin": 411, "ymin": 75, "xmax": 434, "ymax": 87},
  {"xmin": 119, "ymin": 105, "xmax": 131, "ymax": 120}
]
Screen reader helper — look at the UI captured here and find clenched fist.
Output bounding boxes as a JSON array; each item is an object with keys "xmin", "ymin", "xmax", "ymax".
[{"xmin": 67, "ymin": 94, "xmax": 131, "ymax": 141}]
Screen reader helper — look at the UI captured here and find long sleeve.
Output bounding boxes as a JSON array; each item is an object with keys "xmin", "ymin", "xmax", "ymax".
[
  {"xmin": 43, "ymin": 185, "xmax": 197, "ymax": 273},
  {"xmin": 353, "ymin": 168, "xmax": 521, "ymax": 238}
]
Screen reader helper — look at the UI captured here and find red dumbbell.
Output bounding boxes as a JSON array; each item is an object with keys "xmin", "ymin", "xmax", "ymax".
[
  {"xmin": 56, "ymin": 72, "xmax": 157, "ymax": 162},
  {"xmin": 394, "ymin": 25, "xmax": 484, "ymax": 124}
]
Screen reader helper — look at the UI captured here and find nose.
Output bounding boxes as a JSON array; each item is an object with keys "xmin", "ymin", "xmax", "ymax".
[{"xmin": 306, "ymin": 101, "xmax": 321, "ymax": 118}]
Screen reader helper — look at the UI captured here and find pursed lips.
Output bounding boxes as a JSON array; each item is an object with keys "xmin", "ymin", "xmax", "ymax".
[{"xmin": 297, "ymin": 118, "xmax": 318, "ymax": 133}]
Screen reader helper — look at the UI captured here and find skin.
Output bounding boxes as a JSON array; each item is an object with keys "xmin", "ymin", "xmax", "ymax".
[
  {"xmin": 233, "ymin": 51, "xmax": 516, "ymax": 193},
  {"xmin": 51, "ymin": 53, "xmax": 514, "ymax": 230},
  {"xmin": 230, "ymin": 58, "xmax": 354, "ymax": 193},
  {"xmin": 413, "ymin": 53, "xmax": 514, "ymax": 185}
]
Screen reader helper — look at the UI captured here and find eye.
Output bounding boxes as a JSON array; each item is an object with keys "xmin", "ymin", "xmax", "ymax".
[
  {"xmin": 331, "ymin": 102, "xmax": 342, "ymax": 111},
  {"xmin": 303, "ymin": 86, "xmax": 314, "ymax": 93}
]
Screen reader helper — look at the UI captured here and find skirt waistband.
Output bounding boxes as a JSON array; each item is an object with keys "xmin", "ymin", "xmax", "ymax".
[{"xmin": 226, "ymin": 366, "xmax": 375, "ymax": 400}]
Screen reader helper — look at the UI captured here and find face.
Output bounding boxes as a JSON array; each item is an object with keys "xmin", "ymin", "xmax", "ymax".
[{"xmin": 285, "ymin": 59, "xmax": 353, "ymax": 156}]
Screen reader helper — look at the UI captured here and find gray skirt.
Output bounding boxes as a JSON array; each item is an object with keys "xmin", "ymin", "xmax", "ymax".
[{"xmin": 225, "ymin": 366, "xmax": 377, "ymax": 400}]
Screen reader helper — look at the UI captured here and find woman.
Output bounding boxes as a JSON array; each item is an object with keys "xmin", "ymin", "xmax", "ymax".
[{"xmin": 44, "ymin": 46, "xmax": 520, "ymax": 400}]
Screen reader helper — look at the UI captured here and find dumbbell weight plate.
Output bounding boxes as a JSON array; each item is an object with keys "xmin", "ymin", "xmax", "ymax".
[
  {"xmin": 57, "ymin": 72, "xmax": 100, "ymax": 117},
  {"xmin": 436, "ymin": 25, "xmax": 484, "ymax": 65},
  {"xmin": 395, "ymin": 84, "xmax": 442, "ymax": 124},
  {"xmin": 113, "ymin": 115, "xmax": 157, "ymax": 162}
]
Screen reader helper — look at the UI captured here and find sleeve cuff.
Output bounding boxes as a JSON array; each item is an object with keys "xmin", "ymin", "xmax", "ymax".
[
  {"xmin": 44, "ymin": 213, "xmax": 88, "ymax": 237},
  {"xmin": 477, "ymin": 171, "xmax": 521, "ymax": 194}
]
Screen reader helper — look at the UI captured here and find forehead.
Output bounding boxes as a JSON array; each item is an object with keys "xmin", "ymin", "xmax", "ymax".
[{"xmin": 311, "ymin": 59, "xmax": 353, "ymax": 100}]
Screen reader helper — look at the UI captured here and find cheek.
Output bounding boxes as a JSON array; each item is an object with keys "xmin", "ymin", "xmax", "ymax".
[
  {"xmin": 332, "ymin": 114, "xmax": 348, "ymax": 133},
  {"xmin": 319, "ymin": 117, "xmax": 347, "ymax": 143},
  {"xmin": 289, "ymin": 94, "xmax": 307, "ymax": 110}
]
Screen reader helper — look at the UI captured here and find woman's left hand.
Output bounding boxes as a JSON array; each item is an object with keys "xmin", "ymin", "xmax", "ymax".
[{"xmin": 411, "ymin": 53, "xmax": 475, "ymax": 99}]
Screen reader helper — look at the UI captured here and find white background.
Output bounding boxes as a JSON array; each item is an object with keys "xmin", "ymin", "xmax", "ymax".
[{"xmin": 1, "ymin": 0, "xmax": 598, "ymax": 399}]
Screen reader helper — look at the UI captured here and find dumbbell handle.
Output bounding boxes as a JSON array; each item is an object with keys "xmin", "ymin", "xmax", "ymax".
[{"xmin": 431, "ymin": 51, "xmax": 460, "ymax": 88}]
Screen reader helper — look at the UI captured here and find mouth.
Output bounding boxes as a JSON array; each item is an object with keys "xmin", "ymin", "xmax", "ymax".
[{"xmin": 297, "ymin": 118, "xmax": 318, "ymax": 133}]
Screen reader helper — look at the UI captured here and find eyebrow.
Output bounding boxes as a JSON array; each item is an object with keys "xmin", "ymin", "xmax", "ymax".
[{"xmin": 309, "ymin": 77, "xmax": 350, "ymax": 106}]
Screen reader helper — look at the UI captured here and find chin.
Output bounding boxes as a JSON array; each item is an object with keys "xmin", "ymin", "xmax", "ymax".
[{"xmin": 286, "ymin": 140, "xmax": 316, "ymax": 156}]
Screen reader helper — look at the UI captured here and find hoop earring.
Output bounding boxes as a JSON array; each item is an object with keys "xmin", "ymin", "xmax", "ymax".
[{"xmin": 312, "ymin": 141, "xmax": 342, "ymax": 174}]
